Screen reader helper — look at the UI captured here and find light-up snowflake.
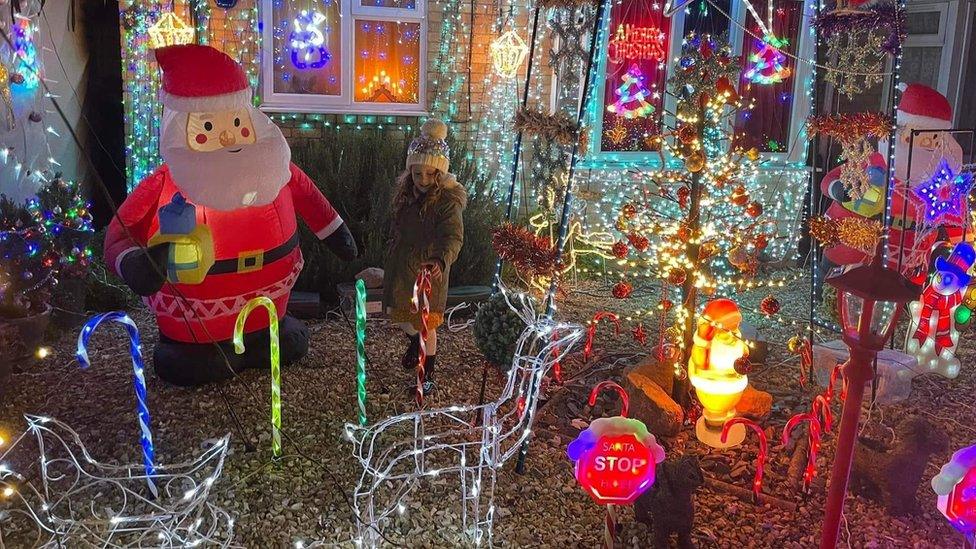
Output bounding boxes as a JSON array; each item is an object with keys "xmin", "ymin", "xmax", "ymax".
[{"xmin": 0, "ymin": 416, "xmax": 233, "ymax": 548}]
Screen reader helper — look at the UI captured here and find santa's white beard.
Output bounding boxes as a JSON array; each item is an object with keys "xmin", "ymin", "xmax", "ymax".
[{"xmin": 160, "ymin": 109, "xmax": 291, "ymax": 211}]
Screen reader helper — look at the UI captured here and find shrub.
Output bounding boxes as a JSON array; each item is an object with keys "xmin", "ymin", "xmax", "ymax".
[
  {"xmin": 473, "ymin": 292, "xmax": 535, "ymax": 371},
  {"xmin": 291, "ymin": 131, "xmax": 502, "ymax": 303}
]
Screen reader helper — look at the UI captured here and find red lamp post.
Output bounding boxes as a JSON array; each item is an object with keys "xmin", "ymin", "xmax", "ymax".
[{"xmin": 820, "ymin": 256, "xmax": 920, "ymax": 548}]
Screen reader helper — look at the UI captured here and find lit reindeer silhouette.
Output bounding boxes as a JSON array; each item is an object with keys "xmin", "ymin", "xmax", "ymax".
[{"xmin": 345, "ymin": 290, "xmax": 583, "ymax": 547}]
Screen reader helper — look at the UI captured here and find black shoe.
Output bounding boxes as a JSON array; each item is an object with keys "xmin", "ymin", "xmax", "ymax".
[
  {"xmin": 401, "ymin": 334, "xmax": 421, "ymax": 370},
  {"xmin": 153, "ymin": 336, "xmax": 245, "ymax": 386},
  {"xmin": 238, "ymin": 315, "xmax": 310, "ymax": 368}
]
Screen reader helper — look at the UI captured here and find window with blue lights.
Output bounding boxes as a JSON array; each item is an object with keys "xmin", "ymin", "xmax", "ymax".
[{"xmin": 260, "ymin": 0, "xmax": 427, "ymax": 114}]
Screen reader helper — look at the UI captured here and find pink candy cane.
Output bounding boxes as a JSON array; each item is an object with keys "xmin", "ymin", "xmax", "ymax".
[
  {"xmin": 812, "ymin": 395, "xmax": 834, "ymax": 433},
  {"xmin": 721, "ymin": 418, "xmax": 768, "ymax": 501},
  {"xmin": 583, "ymin": 311, "xmax": 621, "ymax": 362},
  {"xmin": 588, "ymin": 380, "xmax": 630, "ymax": 417},
  {"xmin": 411, "ymin": 268, "xmax": 432, "ymax": 407},
  {"xmin": 783, "ymin": 412, "xmax": 823, "ymax": 492}
]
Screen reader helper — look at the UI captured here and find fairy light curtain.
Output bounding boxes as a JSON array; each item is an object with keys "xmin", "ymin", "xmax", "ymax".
[
  {"xmin": 733, "ymin": 0, "xmax": 802, "ymax": 153},
  {"xmin": 598, "ymin": 0, "xmax": 671, "ymax": 153}
]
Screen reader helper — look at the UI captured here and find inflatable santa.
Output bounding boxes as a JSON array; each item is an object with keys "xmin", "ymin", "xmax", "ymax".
[
  {"xmin": 819, "ymin": 83, "xmax": 962, "ymax": 281},
  {"xmin": 105, "ymin": 45, "xmax": 357, "ymax": 386}
]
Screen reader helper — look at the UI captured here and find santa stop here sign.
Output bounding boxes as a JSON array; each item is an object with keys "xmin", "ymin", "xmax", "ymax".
[{"xmin": 567, "ymin": 382, "xmax": 667, "ymax": 506}]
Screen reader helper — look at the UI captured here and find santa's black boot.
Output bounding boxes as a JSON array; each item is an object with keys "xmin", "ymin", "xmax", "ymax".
[
  {"xmin": 153, "ymin": 336, "xmax": 245, "ymax": 386},
  {"xmin": 239, "ymin": 315, "xmax": 310, "ymax": 369}
]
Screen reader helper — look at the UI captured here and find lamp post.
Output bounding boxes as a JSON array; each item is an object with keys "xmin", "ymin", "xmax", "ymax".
[{"xmin": 820, "ymin": 255, "xmax": 920, "ymax": 548}]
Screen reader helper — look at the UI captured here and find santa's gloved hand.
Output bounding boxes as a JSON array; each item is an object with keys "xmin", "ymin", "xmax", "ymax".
[
  {"xmin": 866, "ymin": 165, "xmax": 886, "ymax": 187},
  {"xmin": 119, "ymin": 244, "xmax": 170, "ymax": 296},
  {"xmin": 324, "ymin": 222, "xmax": 358, "ymax": 261}
]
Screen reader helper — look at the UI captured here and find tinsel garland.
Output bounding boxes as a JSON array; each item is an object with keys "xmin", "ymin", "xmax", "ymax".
[
  {"xmin": 514, "ymin": 108, "xmax": 582, "ymax": 148},
  {"xmin": 809, "ymin": 216, "xmax": 882, "ymax": 253},
  {"xmin": 813, "ymin": 2, "xmax": 907, "ymax": 56},
  {"xmin": 492, "ymin": 223, "xmax": 562, "ymax": 279},
  {"xmin": 806, "ymin": 112, "xmax": 892, "ymax": 143}
]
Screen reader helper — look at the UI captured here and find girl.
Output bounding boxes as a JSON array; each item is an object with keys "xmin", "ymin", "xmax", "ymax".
[{"xmin": 384, "ymin": 119, "xmax": 466, "ymax": 397}]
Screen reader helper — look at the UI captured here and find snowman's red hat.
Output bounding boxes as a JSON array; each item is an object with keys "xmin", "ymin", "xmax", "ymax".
[
  {"xmin": 155, "ymin": 44, "xmax": 251, "ymax": 113},
  {"xmin": 897, "ymin": 83, "xmax": 953, "ymax": 130}
]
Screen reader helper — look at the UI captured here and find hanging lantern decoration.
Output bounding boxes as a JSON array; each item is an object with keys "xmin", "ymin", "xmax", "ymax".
[
  {"xmin": 147, "ymin": 12, "xmax": 195, "ymax": 49},
  {"xmin": 490, "ymin": 29, "xmax": 530, "ymax": 79},
  {"xmin": 744, "ymin": 35, "xmax": 792, "ymax": 85}
]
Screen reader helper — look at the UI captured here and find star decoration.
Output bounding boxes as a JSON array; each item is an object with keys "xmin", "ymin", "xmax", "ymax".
[
  {"xmin": 607, "ymin": 122, "xmax": 628, "ymax": 146},
  {"xmin": 914, "ymin": 158, "xmax": 974, "ymax": 225},
  {"xmin": 632, "ymin": 323, "xmax": 647, "ymax": 345}
]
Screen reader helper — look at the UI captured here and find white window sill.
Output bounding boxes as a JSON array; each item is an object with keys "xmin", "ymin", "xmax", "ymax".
[{"xmin": 259, "ymin": 102, "xmax": 430, "ymax": 118}]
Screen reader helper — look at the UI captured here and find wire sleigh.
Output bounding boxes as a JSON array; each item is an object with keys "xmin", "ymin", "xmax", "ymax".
[
  {"xmin": 344, "ymin": 288, "xmax": 584, "ymax": 547},
  {"xmin": 0, "ymin": 415, "xmax": 234, "ymax": 548}
]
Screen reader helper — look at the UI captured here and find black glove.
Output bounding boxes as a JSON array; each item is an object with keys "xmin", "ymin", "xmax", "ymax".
[
  {"xmin": 324, "ymin": 222, "xmax": 358, "ymax": 261},
  {"xmin": 119, "ymin": 244, "xmax": 170, "ymax": 296}
]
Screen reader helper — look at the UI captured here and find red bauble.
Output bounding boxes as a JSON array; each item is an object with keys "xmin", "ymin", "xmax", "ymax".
[
  {"xmin": 734, "ymin": 356, "xmax": 753, "ymax": 375},
  {"xmin": 677, "ymin": 124, "xmax": 697, "ymax": 144},
  {"xmin": 760, "ymin": 295, "xmax": 781, "ymax": 316},
  {"xmin": 754, "ymin": 234, "xmax": 769, "ymax": 250},
  {"xmin": 622, "ymin": 203, "xmax": 638, "ymax": 219},
  {"xmin": 660, "ymin": 298, "xmax": 674, "ymax": 311},
  {"xmin": 612, "ymin": 281, "xmax": 633, "ymax": 299},
  {"xmin": 677, "ymin": 225, "xmax": 691, "ymax": 241},
  {"xmin": 677, "ymin": 186, "xmax": 691, "ymax": 208},
  {"xmin": 612, "ymin": 241, "xmax": 629, "ymax": 259},
  {"xmin": 745, "ymin": 201, "xmax": 763, "ymax": 218},
  {"xmin": 668, "ymin": 268, "xmax": 687, "ymax": 285},
  {"xmin": 628, "ymin": 233, "xmax": 650, "ymax": 252},
  {"xmin": 731, "ymin": 185, "xmax": 749, "ymax": 206}
]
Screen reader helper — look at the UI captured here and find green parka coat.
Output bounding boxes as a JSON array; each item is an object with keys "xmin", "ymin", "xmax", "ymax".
[{"xmin": 383, "ymin": 174, "xmax": 466, "ymax": 325}]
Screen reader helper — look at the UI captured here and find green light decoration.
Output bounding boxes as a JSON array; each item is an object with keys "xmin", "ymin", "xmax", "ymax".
[
  {"xmin": 955, "ymin": 304, "xmax": 971, "ymax": 326},
  {"xmin": 233, "ymin": 296, "xmax": 282, "ymax": 459},
  {"xmin": 355, "ymin": 279, "xmax": 368, "ymax": 426},
  {"xmin": 606, "ymin": 64, "xmax": 655, "ymax": 119}
]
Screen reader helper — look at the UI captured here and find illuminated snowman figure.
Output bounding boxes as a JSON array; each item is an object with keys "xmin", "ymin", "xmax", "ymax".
[
  {"xmin": 688, "ymin": 299, "xmax": 750, "ymax": 448},
  {"xmin": 906, "ymin": 242, "xmax": 975, "ymax": 379}
]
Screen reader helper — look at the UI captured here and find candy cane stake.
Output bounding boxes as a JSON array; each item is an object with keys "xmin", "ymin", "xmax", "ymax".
[
  {"xmin": 721, "ymin": 417, "xmax": 768, "ymax": 501},
  {"xmin": 77, "ymin": 312, "xmax": 157, "ymax": 498},
  {"xmin": 584, "ymin": 311, "xmax": 621, "ymax": 362},
  {"xmin": 589, "ymin": 380, "xmax": 630, "ymax": 549},
  {"xmin": 233, "ymin": 297, "xmax": 282, "ymax": 459},
  {"xmin": 355, "ymin": 279, "xmax": 369, "ymax": 426},
  {"xmin": 411, "ymin": 268, "xmax": 433, "ymax": 407},
  {"xmin": 812, "ymin": 394, "xmax": 834, "ymax": 433},
  {"xmin": 783, "ymin": 413, "xmax": 823, "ymax": 492}
]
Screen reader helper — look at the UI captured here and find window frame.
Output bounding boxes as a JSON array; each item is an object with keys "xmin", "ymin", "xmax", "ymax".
[
  {"xmin": 259, "ymin": 0, "xmax": 429, "ymax": 115},
  {"xmin": 578, "ymin": 0, "xmax": 815, "ymax": 168}
]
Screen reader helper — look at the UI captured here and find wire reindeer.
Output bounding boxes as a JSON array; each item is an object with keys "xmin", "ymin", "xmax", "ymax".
[
  {"xmin": 345, "ymin": 289, "xmax": 583, "ymax": 547},
  {"xmin": 0, "ymin": 415, "xmax": 233, "ymax": 548}
]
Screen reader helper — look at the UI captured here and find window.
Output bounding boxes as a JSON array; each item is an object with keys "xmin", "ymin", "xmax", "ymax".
[
  {"xmin": 733, "ymin": 0, "xmax": 804, "ymax": 154},
  {"xmin": 260, "ymin": 0, "xmax": 426, "ymax": 114},
  {"xmin": 595, "ymin": 0, "xmax": 672, "ymax": 154}
]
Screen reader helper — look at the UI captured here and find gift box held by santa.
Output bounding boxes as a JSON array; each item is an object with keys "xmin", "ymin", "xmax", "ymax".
[
  {"xmin": 105, "ymin": 45, "xmax": 357, "ymax": 386},
  {"xmin": 819, "ymin": 83, "xmax": 963, "ymax": 281}
]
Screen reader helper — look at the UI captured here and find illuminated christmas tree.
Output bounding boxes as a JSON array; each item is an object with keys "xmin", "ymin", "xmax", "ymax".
[
  {"xmin": 606, "ymin": 64, "xmax": 656, "ymax": 119},
  {"xmin": 608, "ymin": 35, "xmax": 772, "ymax": 400},
  {"xmin": 744, "ymin": 35, "xmax": 791, "ymax": 85}
]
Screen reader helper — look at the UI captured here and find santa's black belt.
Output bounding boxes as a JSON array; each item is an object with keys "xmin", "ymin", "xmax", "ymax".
[{"xmin": 208, "ymin": 233, "xmax": 299, "ymax": 275}]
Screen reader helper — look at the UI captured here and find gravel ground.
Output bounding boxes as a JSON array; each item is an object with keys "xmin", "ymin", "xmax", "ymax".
[{"xmin": 0, "ymin": 269, "xmax": 969, "ymax": 548}]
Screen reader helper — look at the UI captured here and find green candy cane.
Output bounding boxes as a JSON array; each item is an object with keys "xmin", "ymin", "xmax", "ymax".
[
  {"xmin": 355, "ymin": 279, "xmax": 368, "ymax": 426},
  {"xmin": 233, "ymin": 296, "xmax": 282, "ymax": 459}
]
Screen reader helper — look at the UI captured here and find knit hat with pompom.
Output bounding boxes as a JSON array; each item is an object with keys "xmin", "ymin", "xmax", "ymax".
[{"xmin": 406, "ymin": 118, "xmax": 450, "ymax": 173}]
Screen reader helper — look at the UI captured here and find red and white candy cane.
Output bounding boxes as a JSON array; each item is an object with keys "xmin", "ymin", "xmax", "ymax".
[
  {"xmin": 583, "ymin": 311, "xmax": 621, "ymax": 362},
  {"xmin": 589, "ymin": 380, "xmax": 629, "ymax": 549},
  {"xmin": 603, "ymin": 502, "xmax": 618, "ymax": 549},
  {"xmin": 551, "ymin": 328, "xmax": 563, "ymax": 385},
  {"xmin": 411, "ymin": 267, "xmax": 433, "ymax": 407},
  {"xmin": 798, "ymin": 338, "xmax": 812, "ymax": 388},
  {"xmin": 783, "ymin": 412, "xmax": 823, "ymax": 492},
  {"xmin": 825, "ymin": 362, "xmax": 847, "ymax": 403},
  {"xmin": 812, "ymin": 394, "xmax": 834, "ymax": 433},
  {"xmin": 721, "ymin": 417, "xmax": 768, "ymax": 501}
]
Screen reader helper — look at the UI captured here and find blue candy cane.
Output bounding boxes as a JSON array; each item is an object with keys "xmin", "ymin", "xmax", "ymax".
[{"xmin": 77, "ymin": 312, "xmax": 157, "ymax": 498}]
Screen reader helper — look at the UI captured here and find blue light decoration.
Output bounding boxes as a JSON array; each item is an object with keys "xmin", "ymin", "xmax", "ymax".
[
  {"xmin": 289, "ymin": 10, "xmax": 332, "ymax": 69},
  {"xmin": 215, "ymin": 0, "xmax": 239, "ymax": 7},
  {"xmin": 76, "ymin": 312, "xmax": 157, "ymax": 498},
  {"xmin": 913, "ymin": 158, "xmax": 975, "ymax": 224}
]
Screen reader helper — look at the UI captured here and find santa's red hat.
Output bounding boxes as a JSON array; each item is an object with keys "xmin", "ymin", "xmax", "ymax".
[
  {"xmin": 155, "ymin": 44, "xmax": 251, "ymax": 113},
  {"xmin": 897, "ymin": 83, "xmax": 952, "ymax": 130}
]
